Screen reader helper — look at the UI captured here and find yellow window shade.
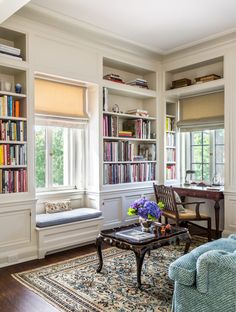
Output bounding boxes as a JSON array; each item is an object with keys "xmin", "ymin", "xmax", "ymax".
[
  {"xmin": 180, "ymin": 92, "xmax": 224, "ymax": 121},
  {"xmin": 35, "ymin": 79, "xmax": 85, "ymax": 117}
]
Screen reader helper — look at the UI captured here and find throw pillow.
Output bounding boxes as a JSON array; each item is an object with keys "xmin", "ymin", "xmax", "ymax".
[
  {"xmin": 44, "ymin": 199, "xmax": 72, "ymax": 214},
  {"xmin": 173, "ymin": 191, "xmax": 185, "ymax": 212}
]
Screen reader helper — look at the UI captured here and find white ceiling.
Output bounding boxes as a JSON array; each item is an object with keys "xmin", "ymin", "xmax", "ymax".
[
  {"xmin": 0, "ymin": 0, "xmax": 31, "ymax": 24},
  {"xmin": 28, "ymin": 0, "xmax": 236, "ymax": 54}
]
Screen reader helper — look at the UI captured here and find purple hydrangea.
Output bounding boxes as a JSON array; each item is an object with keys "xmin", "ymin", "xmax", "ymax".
[{"xmin": 128, "ymin": 197, "xmax": 162, "ymax": 220}]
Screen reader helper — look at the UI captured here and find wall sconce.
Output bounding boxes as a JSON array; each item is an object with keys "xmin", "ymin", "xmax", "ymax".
[{"xmin": 184, "ymin": 170, "xmax": 195, "ymax": 186}]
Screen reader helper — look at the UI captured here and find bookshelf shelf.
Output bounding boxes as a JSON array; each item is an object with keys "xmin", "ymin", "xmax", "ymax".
[
  {"xmin": 0, "ymin": 27, "xmax": 28, "ymax": 194},
  {"xmin": 102, "ymin": 57, "xmax": 157, "ymax": 186},
  {"xmin": 0, "ymin": 116, "xmax": 27, "ymax": 121},
  {"xmin": 103, "ymin": 111, "xmax": 156, "ymax": 121},
  {"xmin": 0, "ymin": 140, "xmax": 27, "ymax": 144},
  {"xmin": 104, "ymin": 161, "xmax": 156, "ymax": 164},
  {"xmin": 165, "ymin": 78, "xmax": 224, "ymax": 99},
  {"xmin": 103, "ymin": 79, "xmax": 156, "ymax": 99},
  {"xmin": 0, "ymin": 165, "xmax": 27, "ymax": 169},
  {"xmin": 0, "ymin": 91, "xmax": 26, "ymax": 98},
  {"xmin": 103, "ymin": 136, "xmax": 156, "ymax": 142}
]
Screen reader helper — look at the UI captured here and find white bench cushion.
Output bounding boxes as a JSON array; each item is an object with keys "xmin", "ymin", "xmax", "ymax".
[{"xmin": 36, "ymin": 208, "xmax": 102, "ymax": 228}]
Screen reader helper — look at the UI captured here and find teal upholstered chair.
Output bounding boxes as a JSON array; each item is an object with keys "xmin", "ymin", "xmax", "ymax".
[{"xmin": 169, "ymin": 234, "xmax": 236, "ymax": 312}]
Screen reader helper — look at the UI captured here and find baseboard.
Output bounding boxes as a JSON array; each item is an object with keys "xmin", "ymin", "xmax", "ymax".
[{"xmin": 0, "ymin": 245, "xmax": 38, "ymax": 268}]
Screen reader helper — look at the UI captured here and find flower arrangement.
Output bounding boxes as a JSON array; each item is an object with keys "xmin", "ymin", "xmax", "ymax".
[{"xmin": 127, "ymin": 197, "xmax": 164, "ymax": 221}]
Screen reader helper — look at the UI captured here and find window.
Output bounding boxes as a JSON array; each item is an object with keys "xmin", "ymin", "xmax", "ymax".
[
  {"xmin": 35, "ymin": 123, "xmax": 84, "ymax": 191},
  {"xmin": 183, "ymin": 129, "xmax": 224, "ymax": 184},
  {"xmin": 34, "ymin": 76, "xmax": 88, "ymax": 192}
]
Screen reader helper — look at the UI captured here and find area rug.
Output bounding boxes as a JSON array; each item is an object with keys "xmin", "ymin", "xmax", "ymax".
[{"xmin": 13, "ymin": 236, "xmax": 205, "ymax": 312}]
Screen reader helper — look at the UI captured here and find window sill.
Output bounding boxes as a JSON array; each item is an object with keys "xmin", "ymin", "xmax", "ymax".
[{"xmin": 36, "ymin": 188, "xmax": 85, "ymax": 200}]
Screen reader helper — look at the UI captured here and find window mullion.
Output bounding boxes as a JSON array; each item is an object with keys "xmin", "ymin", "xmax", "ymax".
[{"xmin": 47, "ymin": 128, "xmax": 53, "ymax": 188}]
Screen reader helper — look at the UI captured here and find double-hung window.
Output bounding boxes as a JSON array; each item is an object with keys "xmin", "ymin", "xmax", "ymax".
[
  {"xmin": 34, "ymin": 77, "xmax": 87, "ymax": 192},
  {"xmin": 183, "ymin": 129, "xmax": 224, "ymax": 184}
]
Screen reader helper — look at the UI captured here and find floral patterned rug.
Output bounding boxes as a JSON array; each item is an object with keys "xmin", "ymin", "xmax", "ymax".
[{"xmin": 13, "ymin": 236, "xmax": 205, "ymax": 312}]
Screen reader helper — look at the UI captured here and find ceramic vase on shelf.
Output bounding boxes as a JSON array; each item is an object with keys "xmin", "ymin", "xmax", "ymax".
[{"xmin": 139, "ymin": 217, "xmax": 153, "ymax": 232}]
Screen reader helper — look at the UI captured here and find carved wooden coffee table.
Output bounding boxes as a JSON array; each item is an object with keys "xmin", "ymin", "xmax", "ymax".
[{"xmin": 96, "ymin": 223, "xmax": 191, "ymax": 289}]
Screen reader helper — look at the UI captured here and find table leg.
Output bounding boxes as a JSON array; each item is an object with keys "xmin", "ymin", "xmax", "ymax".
[
  {"xmin": 96, "ymin": 236, "xmax": 103, "ymax": 273},
  {"xmin": 134, "ymin": 249, "xmax": 148, "ymax": 289},
  {"xmin": 214, "ymin": 201, "xmax": 220, "ymax": 239},
  {"xmin": 184, "ymin": 235, "xmax": 192, "ymax": 254}
]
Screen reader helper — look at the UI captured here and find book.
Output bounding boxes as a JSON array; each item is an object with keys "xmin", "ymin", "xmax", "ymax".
[
  {"xmin": 116, "ymin": 229, "xmax": 155, "ymax": 241},
  {"xmin": 0, "ymin": 44, "xmax": 21, "ymax": 56}
]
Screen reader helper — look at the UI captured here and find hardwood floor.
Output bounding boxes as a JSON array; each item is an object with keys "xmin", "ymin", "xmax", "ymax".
[
  {"xmin": 0, "ymin": 225, "xmax": 218, "ymax": 312},
  {"xmin": 0, "ymin": 244, "xmax": 97, "ymax": 312}
]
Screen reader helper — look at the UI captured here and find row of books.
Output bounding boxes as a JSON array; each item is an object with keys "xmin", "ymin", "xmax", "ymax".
[
  {"xmin": 166, "ymin": 132, "xmax": 175, "ymax": 146},
  {"xmin": 104, "ymin": 142, "xmax": 156, "ymax": 162},
  {"xmin": 166, "ymin": 148, "xmax": 176, "ymax": 162},
  {"xmin": 103, "ymin": 163, "xmax": 156, "ymax": 184},
  {"xmin": 0, "ymin": 120, "xmax": 27, "ymax": 141},
  {"xmin": 166, "ymin": 164, "xmax": 176, "ymax": 180},
  {"xmin": 103, "ymin": 115, "xmax": 117, "ymax": 137},
  {"xmin": 0, "ymin": 96, "xmax": 21, "ymax": 117},
  {"xmin": 0, "ymin": 43, "xmax": 22, "ymax": 61},
  {"xmin": 104, "ymin": 141, "xmax": 134, "ymax": 161},
  {"xmin": 0, "ymin": 144, "xmax": 27, "ymax": 166},
  {"xmin": 0, "ymin": 169, "xmax": 27, "ymax": 193},
  {"xmin": 166, "ymin": 117, "xmax": 175, "ymax": 132},
  {"xmin": 123, "ymin": 119, "xmax": 151, "ymax": 139}
]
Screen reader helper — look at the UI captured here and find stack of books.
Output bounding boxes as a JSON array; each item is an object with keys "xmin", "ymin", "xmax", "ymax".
[
  {"xmin": 0, "ymin": 44, "xmax": 22, "ymax": 60},
  {"xmin": 123, "ymin": 119, "xmax": 151, "ymax": 139},
  {"xmin": 194, "ymin": 74, "xmax": 221, "ymax": 84},
  {"xmin": 103, "ymin": 73, "xmax": 124, "ymax": 83},
  {"xmin": 126, "ymin": 108, "xmax": 149, "ymax": 117},
  {"xmin": 0, "ymin": 120, "xmax": 27, "ymax": 142},
  {"xmin": 171, "ymin": 78, "xmax": 191, "ymax": 89},
  {"xmin": 103, "ymin": 115, "xmax": 117, "ymax": 137},
  {"xmin": 118, "ymin": 130, "xmax": 132, "ymax": 137},
  {"xmin": 0, "ymin": 144, "xmax": 27, "ymax": 166},
  {"xmin": 126, "ymin": 78, "xmax": 149, "ymax": 89}
]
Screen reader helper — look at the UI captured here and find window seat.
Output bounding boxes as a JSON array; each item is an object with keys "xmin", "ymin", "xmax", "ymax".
[{"xmin": 36, "ymin": 208, "xmax": 103, "ymax": 258}]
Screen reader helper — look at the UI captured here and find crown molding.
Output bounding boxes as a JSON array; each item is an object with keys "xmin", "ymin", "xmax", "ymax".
[{"xmin": 17, "ymin": 3, "xmax": 162, "ymax": 61}]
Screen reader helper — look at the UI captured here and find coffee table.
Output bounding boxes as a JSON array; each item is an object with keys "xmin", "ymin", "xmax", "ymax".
[{"xmin": 96, "ymin": 223, "xmax": 191, "ymax": 288}]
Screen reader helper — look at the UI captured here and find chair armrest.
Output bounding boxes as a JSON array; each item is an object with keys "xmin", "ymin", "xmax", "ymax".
[
  {"xmin": 196, "ymin": 250, "xmax": 236, "ymax": 294},
  {"xmin": 178, "ymin": 201, "xmax": 205, "ymax": 218},
  {"xmin": 178, "ymin": 201, "xmax": 205, "ymax": 206}
]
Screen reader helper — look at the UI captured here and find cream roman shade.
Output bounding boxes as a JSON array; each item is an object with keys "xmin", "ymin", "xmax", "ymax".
[
  {"xmin": 35, "ymin": 78, "xmax": 86, "ymax": 118},
  {"xmin": 177, "ymin": 92, "xmax": 224, "ymax": 131}
]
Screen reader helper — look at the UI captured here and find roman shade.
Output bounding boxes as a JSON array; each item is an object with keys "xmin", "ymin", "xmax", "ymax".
[
  {"xmin": 177, "ymin": 92, "xmax": 224, "ymax": 131},
  {"xmin": 34, "ymin": 78, "xmax": 86, "ymax": 118}
]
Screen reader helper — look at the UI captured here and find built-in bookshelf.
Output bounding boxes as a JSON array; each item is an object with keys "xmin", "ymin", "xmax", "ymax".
[
  {"xmin": 165, "ymin": 56, "xmax": 224, "ymax": 98},
  {"xmin": 165, "ymin": 102, "xmax": 177, "ymax": 182},
  {"xmin": 102, "ymin": 57, "xmax": 157, "ymax": 185},
  {"xmin": 0, "ymin": 27, "xmax": 27, "ymax": 194}
]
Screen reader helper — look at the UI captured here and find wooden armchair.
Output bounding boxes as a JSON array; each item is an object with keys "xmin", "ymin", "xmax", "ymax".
[{"xmin": 153, "ymin": 184, "xmax": 211, "ymax": 241}]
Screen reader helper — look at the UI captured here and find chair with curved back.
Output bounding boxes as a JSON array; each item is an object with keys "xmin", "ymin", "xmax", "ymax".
[{"xmin": 153, "ymin": 184, "xmax": 211, "ymax": 241}]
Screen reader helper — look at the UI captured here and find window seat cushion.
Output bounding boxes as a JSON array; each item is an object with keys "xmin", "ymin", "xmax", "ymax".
[{"xmin": 36, "ymin": 208, "xmax": 102, "ymax": 228}]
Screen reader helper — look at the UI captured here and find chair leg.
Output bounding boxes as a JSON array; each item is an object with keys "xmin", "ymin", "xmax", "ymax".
[{"xmin": 207, "ymin": 218, "xmax": 212, "ymax": 242}]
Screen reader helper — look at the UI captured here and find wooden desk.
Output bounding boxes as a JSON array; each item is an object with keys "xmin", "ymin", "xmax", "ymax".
[{"xmin": 173, "ymin": 185, "xmax": 224, "ymax": 239}]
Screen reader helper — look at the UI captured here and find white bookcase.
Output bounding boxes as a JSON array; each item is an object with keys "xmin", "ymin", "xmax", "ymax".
[
  {"xmin": 165, "ymin": 102, "xmax": 178, "ymax": 184},
  {"xmin": 0, "ymin": 27, "xmax": 28, "ymax": 195},
  {"xmin": 102, "ymin": 57, "xmax": 158, "ymax": 187},
  {"xmin": 165, "ymin": 56, "xmax": 224, "ymax": 98}
]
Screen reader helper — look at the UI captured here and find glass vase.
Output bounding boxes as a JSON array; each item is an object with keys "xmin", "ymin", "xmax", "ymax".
[{"xmin": 139, "ymin": 217, "xmax": 153, "ymax": 232}]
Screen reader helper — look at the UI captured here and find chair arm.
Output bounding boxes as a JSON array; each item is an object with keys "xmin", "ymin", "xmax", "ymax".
[
  {"xmin": 178, "ymin": 201, "xmax": 205, "ymax": 218},
  {"xmin": 196, "ymin": 249, "xmax": 236, "ymax": 294},
  {"xmin": 178, "ymin": 201, "xmax": 205, "ymax": 206}
]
